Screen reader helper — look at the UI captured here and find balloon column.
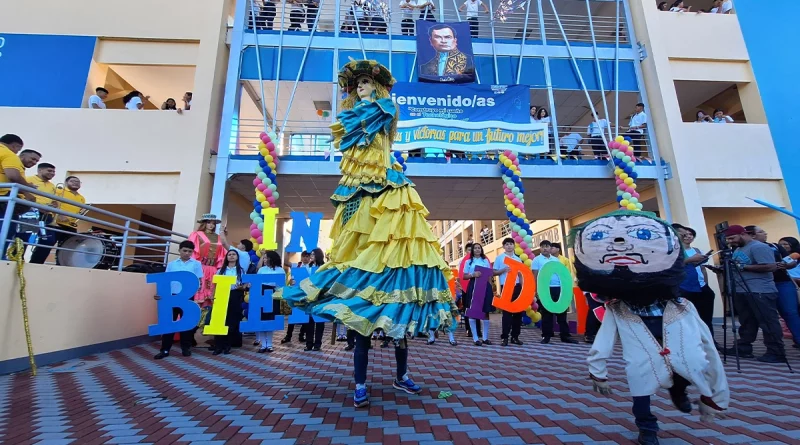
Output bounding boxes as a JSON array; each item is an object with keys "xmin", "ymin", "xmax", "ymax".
[
  {"xmin": 498, "ymin": 150, "xmax": 535, "ymax": 267},
  {"xmin": 610, "ymin": 136, "xmax": 643, "ymax": 211},
  {"xmin": 499, "ymin": 150, "xmax": 543, "ymax": 320},
  {"xmin": 250, "ymin": 131, "xmax": 281, "ymax": 252}
]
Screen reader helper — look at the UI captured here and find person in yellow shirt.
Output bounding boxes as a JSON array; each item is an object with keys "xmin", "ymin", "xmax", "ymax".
[
  {"xmin": 1, "ymin": 135, "xmax": 40, "ymax": 259},
  {"xmin": 550, "ymin": 242, "xmax": 576, "ymax": 280},
  {"xmin": 29, "ymin": 175, "xmax": 86, "ymax": 264},
  {"xmin": 26, "ymin": 163, "xmax": 57, "ymax": 207}
]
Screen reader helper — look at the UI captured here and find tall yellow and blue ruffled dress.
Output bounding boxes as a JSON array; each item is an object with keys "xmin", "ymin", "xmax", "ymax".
[{"xmin": 282, "ymin": 98, "xmax": 456, "ymax": 338}]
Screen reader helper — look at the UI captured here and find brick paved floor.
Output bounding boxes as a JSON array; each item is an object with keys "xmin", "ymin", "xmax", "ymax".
[{"xmin": 2, "ymin": 316, "xmax": 800, "ymax": 445}]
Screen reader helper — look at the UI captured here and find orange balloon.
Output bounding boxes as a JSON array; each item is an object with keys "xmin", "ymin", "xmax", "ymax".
[{"xmin": 316, "ymin": 109, "xmax": 323, "ymax": 116}]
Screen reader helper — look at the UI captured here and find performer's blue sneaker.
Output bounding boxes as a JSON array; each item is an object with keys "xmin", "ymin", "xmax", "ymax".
[
  {"xmin": 393, "ymin": 377, "xmax": 422, "ymax": 395},
  {"xmin": 353, "ymin": 387, "xmax": 370, "ymax": 408}
]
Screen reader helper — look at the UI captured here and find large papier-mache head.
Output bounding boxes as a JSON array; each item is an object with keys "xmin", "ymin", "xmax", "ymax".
[{"xmin": 568, "ymin": 210, "xmax": 685, "ymax": 305}]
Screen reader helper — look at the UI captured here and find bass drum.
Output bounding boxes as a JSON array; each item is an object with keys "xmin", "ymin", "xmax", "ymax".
[{"xmin": 56, "ymin": 233, "xmax": 121, "ymax": 270}]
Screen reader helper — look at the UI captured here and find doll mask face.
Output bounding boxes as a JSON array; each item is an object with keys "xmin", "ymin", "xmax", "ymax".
[
  {"xmin": 575, "ymin": 214, "xmax": 680, "ymax": 275},
  {"xmin": 356, "ymin": 75, "xmax": 375, "ymax": 100}
]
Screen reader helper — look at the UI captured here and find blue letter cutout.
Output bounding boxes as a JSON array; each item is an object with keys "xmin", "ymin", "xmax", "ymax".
[
  {"xmin": 288, "ymin": 265, "xmax": 327, "ymax": 323},
  {"xmin": 147, "ymin": 271, "xmax": 202, "ymax": 336},
  {"xmin": 285, "ymin": 211, "xmax": 323, "ymax": 253},
  {"xmin": 240, "ymin": 274, "xmax": 286, "ymax": 332}
]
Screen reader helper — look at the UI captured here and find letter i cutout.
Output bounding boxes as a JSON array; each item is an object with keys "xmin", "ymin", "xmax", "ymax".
[
  {"xmin": 203, "ymin": 274, "xmax": 237, "ymax": 335},
  {"xmin": 261, "ymin": 207, "xmax": 278, "ymax": 250}
]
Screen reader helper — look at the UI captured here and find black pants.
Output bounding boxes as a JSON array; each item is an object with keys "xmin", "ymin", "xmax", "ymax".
[
  {"xmin": 305, "ymin": 319, "xmax": 325, "ymax": 349},
  {"xmin": 585, "ymin": 293, "xmax": 603, "ymax": 338},
  {"xmin": 501, "ymin": 283, "xmax": 523, "ymax": 340},
  {"xmin": 30, "ymin": 225, "xmax": 76, "ymax": 264},
  {"xmin": 540, "ymin": 286, "xmax": 571, "ymax": 338},
  {"xmin": 347, "ymin": 329, "xmax": 356, "ymax": 348},
  {"xmin": 306, "ymin": 8, "xmax": 318, "ymax": 29},
  {"xmin": 354, "ymin": 334, "xmax": 407, "ymax": 384},
  {"xmin": 468, "ymin": 17, "xmax": 479, "ymax": 37},
  {"xmin": 401, "ymin": 18, "xmax": 414, "ymax": 35},
  {"xmin": 625, "ymin": 131, "xmax": 644, "ymax": 155},
  {"xmin": 258, "ymin": 11, "xmax": 275, "ymax": 30},
  {"xmin": 589, "ymin": 136, "xmax": 606, "ymax": 157},
  {"xmin": 285, "ymin": 323, "xmax": 307, "ymax": 340},
  {"xmin": 214, "ymin": 289, "xmax": 243, "ymax": 352},
  {"xmin": 681, "ymin": 285, "xmax": 715, "ymax": 338},
  {"xmin": 160, "ymin": 307, "xmax": 193, "ymax": 352},
  {"xmin": 289, "ymin": 10, "xmax": 305, "ymax": 30},
  {"xmin": 633, "ymin": 316, "xmax": 692, "ymax": 432},
  {"xmin": 734, "ymin": 291, "xmax": 785, "ymax": 356},
  {"xmin": 464, "ymin": 315, "xmax": 482, "ymax": 338}
]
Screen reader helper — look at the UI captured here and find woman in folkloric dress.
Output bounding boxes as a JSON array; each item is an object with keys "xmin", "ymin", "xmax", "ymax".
[
  {"xmin": 188, "ymin": 213, "xmax": 227, "ymax": 309},
  {"xmin": 283, "ymin": 59, "xmax": 457, "ymax": 408}
]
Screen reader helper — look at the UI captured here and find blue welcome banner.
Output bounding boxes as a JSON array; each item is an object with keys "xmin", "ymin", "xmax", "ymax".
[{"xmin": 391, "ymin": 82, "xmax": 547, "ymax": 153}]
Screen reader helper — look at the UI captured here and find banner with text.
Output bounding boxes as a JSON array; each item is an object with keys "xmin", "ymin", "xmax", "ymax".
[{"xmin": 391, "ymin": 82, "xmax": 547, "ymax": 153}]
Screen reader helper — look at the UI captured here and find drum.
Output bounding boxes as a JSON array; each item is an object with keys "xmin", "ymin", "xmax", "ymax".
[
  {"xmin": 56, "ymin": 233, "xmax": 120, "ymax": 270},
  {"xmin": 16, "ymin": 209, "xmax": 42, "ymax": 235}
]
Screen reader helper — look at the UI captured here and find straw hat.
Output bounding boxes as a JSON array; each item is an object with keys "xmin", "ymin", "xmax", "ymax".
[{"xmin": 197, "ymin": 213, "xmax": 221, "ymax": 223}]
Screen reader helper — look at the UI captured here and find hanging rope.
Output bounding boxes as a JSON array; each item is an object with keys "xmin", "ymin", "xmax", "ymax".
[{"xmin": 6, "ymin": 238, "xmax": 37, "ymax": 376}]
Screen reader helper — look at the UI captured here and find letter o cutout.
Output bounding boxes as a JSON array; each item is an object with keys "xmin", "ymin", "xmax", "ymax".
[{"xmin": 536, "ymin": 261, "xmax": 574, "ymax": 314}]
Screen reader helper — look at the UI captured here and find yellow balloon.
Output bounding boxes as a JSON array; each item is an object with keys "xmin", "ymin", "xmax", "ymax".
[
  {"xmin": 615, "ymin": 135, "xmax": 624, "ymax": 143},
  {"xmin": 268, "ymin": 162, "xmax": 277, "ymax": 170},
  {"xmin": 524, "ymin": 259, "xmax": 532, "ymax": 267},
  {"xmin": 630, "ymin": 183, "xmax": 637, "ymax": 190},
  {"xmin": 402, "ymin": 153, "xmax": 409, "ymax": 161},
  {"xmin": 506, "ymin": 204, "xmax": 515, "ymax": 211},
  {"xmin": 622, "ymin": 140, "xmax": 630, "ymax": 146},
  {"xmin": 258, "ymin": 142, "xmax": 266, "ymax": 149},
  {"xmin": 627, "ymin": 203, "xmax": 638, "ymax": 210},
  {"xmin": 624, "ymin": 177, "xmax": 634, "ymax": 185},
  {"xmin": 614, "ymin": 167, "xmax": 622, "ymax": 176},
  {"xmin": 513, "ymin": 209, "xmax": 522, "ymax": 217},
  {"xmin": 499, "ymin": 155, "xmax": 507, "ymax": 162},
  {"xmin": 620, "ymin": 199, "xmax": 629, "ymax": 206},
  {"xmin": 520, "ymin": 253, "xmax": 529, "ymax": 262},
  {"xmin": 515, "ymin": 246, "xmax": 524, "ymax": 255},
  {"xmin": 619, "ymin": 173, "xmax": 629, "ymax": 180},
  {"xmin": 531, "ymin": 311, "xmax": 542, "ymax": 323},
  {"xmin": 503, "ymin": 159, "xmax": 513, "ymax": 167},
  {"xmin": 244, "ymin": 294, "xmax": 250, "ymax": 303},
  {"xmin": 256, "ymin": 194, "xmax": 266, "ymax": 202},
  {"xmin": 259, "ymin": 148, "xmax": 269, "ymax": 157},
  {"xmin": 265, "ymin": 155, "xmax": 274, "ymax": 162},
  {"xmin": 525, "ymin": 308, "xmax": 535, "ymax": 317}
]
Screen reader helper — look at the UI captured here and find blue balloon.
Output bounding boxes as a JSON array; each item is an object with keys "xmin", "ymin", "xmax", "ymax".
[
  {"xmin": 268, "ymin": 173, "xmax": 277, "ymax": 181},
  {"xmin": 519, "ymin": 186, "xmax": 525, "ymax": 194},
  {"xmin": 631, "ymin": 172, "xmax": 639, "ymax": 179},
  {"xmin": 402, "ymin": 164, "xmax": 407, "ymax": 171},
  {"xmin": 259, "ymin": 160, "xmax": 267, "ymax": 167},
  {"xmin": 253, "ymin": 200, "xmax": 260, "ymax": 208},
  {"xmin": 617, "ymin": 195, "xmax": 623, "ymax": 202},
  {"xmin": 506, "ymin": 210, "xmax": 513, "ymax": 217},
  {"xmin": 511, "ymin": 175, "xmax": 519, "ymax": 182},
  {"xmin": 500, "ymin": 166, "xmax": 508, "ymax": 175}
]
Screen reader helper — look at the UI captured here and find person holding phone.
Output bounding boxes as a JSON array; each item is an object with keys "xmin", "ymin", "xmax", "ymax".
[{"xmin": 673, "ymin": 224, "xmax": 717, "ymax": 339}]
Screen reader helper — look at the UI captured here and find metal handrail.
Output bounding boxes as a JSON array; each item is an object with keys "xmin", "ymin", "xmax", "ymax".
[
  {"xmin": 0, "ymin": 184, "xmax": 188, "ymax": 271},
  {"xmin": 245, "ymin": 2, "xmax": 629, "ymax": 43}
]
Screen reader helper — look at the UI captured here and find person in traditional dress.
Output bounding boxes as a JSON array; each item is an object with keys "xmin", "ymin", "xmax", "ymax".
[
  {"xmin": 188, "ymin": 213, "xmax": 226, "ymax": 310},
  {"xmin": 282, "ymin": 59, "xmax": 457, "ymax": 408},
  {"xmin": 570, "ymin": 210, "xmax": 729, "ymax": 445}
]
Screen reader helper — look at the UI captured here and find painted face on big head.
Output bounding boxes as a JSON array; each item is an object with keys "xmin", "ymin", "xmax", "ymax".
[
  {"xmin": 356, "ymin": 75, "xmax": 375, "ymax": 100},
  {"xmin": 575, "ymin": 214, "xmax": 680, "ymax": 274}
]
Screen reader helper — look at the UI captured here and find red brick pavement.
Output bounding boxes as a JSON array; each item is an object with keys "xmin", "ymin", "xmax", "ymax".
[{"xmin": 2, "ymin": 320, "xmax": 800, "ymax": 444}]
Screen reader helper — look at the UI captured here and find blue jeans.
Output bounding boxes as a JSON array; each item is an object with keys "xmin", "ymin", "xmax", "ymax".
[{"xmin": 775, "ymin": 280, "xmax": 800, "ymax": 344}]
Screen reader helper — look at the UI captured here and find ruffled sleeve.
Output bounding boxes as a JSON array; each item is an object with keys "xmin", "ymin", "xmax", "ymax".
[{"xmin": 331, "ymin": 99, "xmax": 396, "ymax": 153}]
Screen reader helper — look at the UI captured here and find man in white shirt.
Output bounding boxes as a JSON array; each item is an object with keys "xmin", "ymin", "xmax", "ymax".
[
  {"xmin": 88, "ymin": 87, "xmax": 108, "ymax": 109},
  {"xmin": 587, "ymin": 118, "xmax": 609, "ymax": 157},
  {"xmin": 154, "ymin": 240, "xmax": 204, "ymax": 360},
  {"xmin": 626, "ymin": 103, "xmax": 647, "ymax": 156},
  {"xmin": 459, "ymin": 0, "xmax": 488, "ymax": 37},
  {"xmin": 494, "ymin": 238, "xmax": 524, "ymax": 346},
  {"xmin": 719, "ymin": 0, "xmax": 733, "ymax": 14},
  {"xmin": 531, "ymin": 240, "xmax": 578, "ymax": 344},
  {"xmin": 559, "ymin": 129, "xmax": 583, "ymax": 157},
  {"xmin": 399, "ymin": 0, "xmax": 417, "ymax": 35},
  {"xmin": 713, "ymin": 108, "xmax": 734, "ymax": 124}
]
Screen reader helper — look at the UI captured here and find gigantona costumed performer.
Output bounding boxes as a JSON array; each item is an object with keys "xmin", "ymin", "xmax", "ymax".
[
  {"xmin": 282, "ymin": 60, "xmax": 458, "ymax": 408},
  {"xmin": 570, "ymin": 209, "xmax": 729, "ymax": 445}
]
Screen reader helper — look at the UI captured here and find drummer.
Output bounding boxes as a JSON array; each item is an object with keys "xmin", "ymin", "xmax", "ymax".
[{"xmin": 29, "ymin": 175, "xmax": 85, "ymax": 264}]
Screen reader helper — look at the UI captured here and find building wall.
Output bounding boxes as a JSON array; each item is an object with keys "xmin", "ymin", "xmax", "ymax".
[
  {"xmin": 0, "ymin": 264, "xmax": 156, "ymax": 373},
  {"xmin": 0, "ymin": 0, "xmax": 232, "ymax": 235}
]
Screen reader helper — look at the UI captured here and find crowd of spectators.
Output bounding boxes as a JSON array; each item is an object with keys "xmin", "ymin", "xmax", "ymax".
[{"xmin": 88, "ymin": 87, "xmax": 193, "ymax": 113}]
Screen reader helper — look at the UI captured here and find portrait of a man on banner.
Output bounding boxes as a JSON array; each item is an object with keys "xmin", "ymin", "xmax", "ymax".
[{"xmin": 416, "ymin": 21, "xmax": 476, "ymax": 83}]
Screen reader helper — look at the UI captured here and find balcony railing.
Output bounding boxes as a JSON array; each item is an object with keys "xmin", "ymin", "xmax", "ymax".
[
  {"xmin": 233, "ymin": 120, "xmax": 655, "ymax": 162},
  {"xmin": 246, "ymin": 1, "xmax": 629, "ymax": 45},
  {"xmin": 1, "ymin": 184, "xmax": 187, "ymax": 272}
]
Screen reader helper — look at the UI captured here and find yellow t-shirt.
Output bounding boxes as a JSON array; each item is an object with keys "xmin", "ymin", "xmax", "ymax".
[
  {"xmin": 0, "ymin": 144, "xmax": 24, "ymax": 196},
  {"xmin": 55, "ymin": 189, "xmax": 86, "ymax": 227},
  {"xmin": 26, "ymin": 175, "xmax": 56, "ymax": 205},
  {"xmin": 558, "ymin": 255, "xmax": 576, "ymax": 281}
]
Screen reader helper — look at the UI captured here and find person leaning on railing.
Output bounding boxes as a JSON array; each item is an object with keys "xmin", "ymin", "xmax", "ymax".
[
  {"xmin": 0, "ymin": 134, "xmax": 40, "ymax": 259},
  {"xmin": 28, "ymin": 175, "xmax": 86, "ymax": 264}
]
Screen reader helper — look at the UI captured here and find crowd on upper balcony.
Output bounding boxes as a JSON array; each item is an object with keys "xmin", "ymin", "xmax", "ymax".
[
  {"xmin": 658, "ymin": 0, "xmax": 733, "ymax": 14},
  {"xmin": 87, "ymin": 87, "xmax": 193, "ymax": 113}
]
